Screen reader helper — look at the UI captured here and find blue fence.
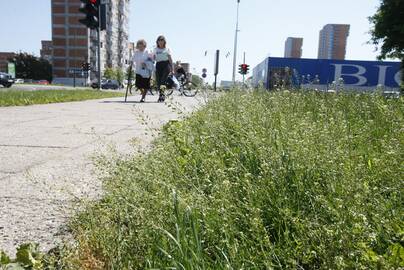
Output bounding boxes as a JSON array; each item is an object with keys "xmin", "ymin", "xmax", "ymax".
[{"xmin": 252, "ymin": 57, "xmax": 402, "ymax": 89}]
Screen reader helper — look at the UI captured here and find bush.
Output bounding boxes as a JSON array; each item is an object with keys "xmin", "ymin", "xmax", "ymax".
[{"xmin": 69, "ymin": 90, "xmax": 404, "ymax": 269}]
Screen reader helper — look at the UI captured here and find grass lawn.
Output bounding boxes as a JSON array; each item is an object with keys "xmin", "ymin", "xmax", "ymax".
[{"xmin": 0, "ymin": 89, "xmax": 123, "ymax": 107}]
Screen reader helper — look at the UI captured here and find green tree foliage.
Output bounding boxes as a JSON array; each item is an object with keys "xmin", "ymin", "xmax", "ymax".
[
  {"xmin": 103, "ymin": 67, "xmax": 125, "ymax": 86},
  {"xmin": 9, "ymin": 52, "xmax": 52, "ymax": 82},
  {"xmin": 369, "ymin": 0, "xmax": 404, "ymax": 85},
  {"xmin": 115, "ymin": 68, "xmax": 125, "ymax": 86},
  {"xmin": 103, "ymin": 67, "xmax": 116, "ymax": 80},
  {"xmin": 191, "ymin": 74, "xmax": 203, "ymax": 86},
  {"xmin": 126, "ymin": 65, "xmax": 135, "ymax": 82}
]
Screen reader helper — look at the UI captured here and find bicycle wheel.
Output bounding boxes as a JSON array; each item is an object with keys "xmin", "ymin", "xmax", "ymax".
[
  {"xmin": 164, "ymin": 87, "xmax": 174, "ymax": 97},
  {"xmin": 182, "ymin": 82, "xmax": 198, "ymax": 97}
]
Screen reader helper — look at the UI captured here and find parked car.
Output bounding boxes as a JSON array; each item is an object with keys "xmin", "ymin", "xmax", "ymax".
[
  {"xmin": 103, "ymin": 80, "xmax": 120, "ymax": 89},
  {"xmin": 36, "ymin": 80, "xmax": 49, "ymax": 85},
  {"xmin": 91, "ymin": 79, "xmax": 120, "ymax": 90},
  {"xmin": 0, "ymin": 72, "xmax": 14, "ymax": 88},
  {"xmin": 14, "ymin": 78, "xmax": 24, "ymax": 84},
  {"xmin": 91, "ymin": 79, "xmax": 106, "ymax": 89}
]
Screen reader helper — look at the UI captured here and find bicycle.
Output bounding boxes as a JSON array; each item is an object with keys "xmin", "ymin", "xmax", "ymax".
[
  {"xmin": 161, "ymin": 74, "xmax": 199, "ymax": 97},
  {"xmin": 125, "ymin": 70, "xmax": 198, "ymax": 102}
]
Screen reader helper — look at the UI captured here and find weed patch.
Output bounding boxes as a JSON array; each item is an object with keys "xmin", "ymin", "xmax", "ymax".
[{"xmin": 67, "ymin": 91, "xmax": 403, "ymax": 269}]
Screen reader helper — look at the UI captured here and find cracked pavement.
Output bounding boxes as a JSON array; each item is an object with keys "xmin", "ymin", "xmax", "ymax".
[{"xmin": 0, "ymin": 93, "xmax": 206, "ymax": 256}]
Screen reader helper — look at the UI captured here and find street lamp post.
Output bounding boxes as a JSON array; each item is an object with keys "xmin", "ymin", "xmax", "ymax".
[{"xmin": 232, "ymin": 0, "xmax": 240, "ymax": 85}]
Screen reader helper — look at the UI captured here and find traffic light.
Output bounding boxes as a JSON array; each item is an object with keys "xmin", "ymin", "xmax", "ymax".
[
  {"xmin": 238, "ymin": 64, "xmax": 250, "ymax": 75},
  {"xmin": 79, "ymin": 0, "xmax": 100, "ymax": 29},
  {"xmin": 244, "ymin": 64, "xmax": 249, "ymax": 74},
  {"xmin": 81, "ymin": 62, "xmax": 91, "ymax": 71}
]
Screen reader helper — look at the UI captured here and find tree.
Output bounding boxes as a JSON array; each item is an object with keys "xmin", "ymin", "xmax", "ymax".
[
  {"xmin": 103, "ymin": 67, "xmax": 125, "ymax": 87},
  {"xmin": 191, "ymin": 74, "xmax": 203, "ymax": 87},
  {"xmin": 115, "ymin": 68, "xmax": 125, "ymax": 87},
  {"xmin": 103, "ymin": 67, "xmax": 116, "ymax": 80},
  {"xmin": 369, "ymin": 0, "xmax": 404, "ymax": 86},
  {"xmin": 9, "ymin": 52, "xmax": 52, "ymax": 82},
  {"xmin": 125, "ymin": 65, "xmax": 135, "ymax": 82}
]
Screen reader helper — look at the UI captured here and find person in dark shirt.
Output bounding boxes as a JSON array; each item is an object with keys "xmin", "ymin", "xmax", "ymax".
[{"xmin": 174, "ymin": 61, "xmax": 187, "ymax": 83}]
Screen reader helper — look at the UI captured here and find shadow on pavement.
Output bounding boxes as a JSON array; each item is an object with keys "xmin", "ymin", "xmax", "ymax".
[{"xmin": 101, "ymin": 100, "xmax": 160, "ymax": 104}]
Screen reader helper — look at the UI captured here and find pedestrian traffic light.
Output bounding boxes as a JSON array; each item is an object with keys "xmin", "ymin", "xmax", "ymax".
[
  {"xmin": 238, "ymin": 64, "xmax": 249, "ymax": 75},
  {"xmin": 81, "ymin": 62, "xmax": 91, "ymax": 71},
  {"xmin": 79, "ymin": 0, "xmax": 100, "ymax": 29}
]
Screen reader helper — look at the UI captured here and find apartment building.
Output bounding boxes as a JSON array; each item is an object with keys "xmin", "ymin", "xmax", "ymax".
[
  {"xmin": 318, "ymin": 24, "xmax": 350, "ymax": 60},
  {"xmin": 51, "ymin": 0, "xmax": 130, "ymax": 85},
  {"xmin": 40, "ymin": 40, "xmax": 53, "ymax": 64},
  {"xmin": 284, "ymin": 37, "xmax": 303, "ymax": 58}
]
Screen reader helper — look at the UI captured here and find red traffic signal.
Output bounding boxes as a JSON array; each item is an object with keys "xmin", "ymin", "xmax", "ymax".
[{"xmin": 238, "ymin": 64, "xmax": 249, "ymax": 75}]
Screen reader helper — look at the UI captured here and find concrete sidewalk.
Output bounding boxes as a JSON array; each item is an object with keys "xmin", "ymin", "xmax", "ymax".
[{"xmin": 0, "ymin": 93, "xmax": 206, "ymax": 255}]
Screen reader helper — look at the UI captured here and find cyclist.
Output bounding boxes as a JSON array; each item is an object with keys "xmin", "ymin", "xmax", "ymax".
[{"xmin": 174, "ymin": 61, "xmax": 187, "ymax": 83}]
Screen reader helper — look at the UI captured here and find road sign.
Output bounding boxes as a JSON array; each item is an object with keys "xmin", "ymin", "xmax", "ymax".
[
  {"xmin": 202, "ymin": 68, "xmax": 207, "ymax": 73},
  {"xmin": 202, "ymin": 73, "xmax": 207, "ymax": 78},
  {"xmin": 7, "ymin": 62, "xmax": 15, "ymax": 78}
]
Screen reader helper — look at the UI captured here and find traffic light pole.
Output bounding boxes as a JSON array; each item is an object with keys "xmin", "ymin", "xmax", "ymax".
[
  {"xmin": 79, "ymin": 0, "xmax": 103, "ymax": 89},
  {"xmin": 97, "ymin": 20, "xmax": 101, "ymax": 90},
  {"xmin": 232, "ymin": 0, "xmax": 240, "ymax": 85}
]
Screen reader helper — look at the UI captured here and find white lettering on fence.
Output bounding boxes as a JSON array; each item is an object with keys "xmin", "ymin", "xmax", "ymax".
[{"xmin": 331, "ymin": 64, "xmax": 367, "ymax": 86}]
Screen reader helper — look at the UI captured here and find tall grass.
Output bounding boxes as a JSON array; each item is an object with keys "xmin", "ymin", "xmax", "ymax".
[
  {"xmin": 0, "ymin": 90, "xmax": 123, "ymax": 106},
  {"xmin": 69, "ymin": 90, "xmax": 403, "ymax": 269}
]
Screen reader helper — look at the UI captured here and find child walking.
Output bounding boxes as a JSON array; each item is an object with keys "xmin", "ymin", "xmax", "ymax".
[{"xmin": 132, "ymin": 39, "xmax": 153, "ymax": 102}]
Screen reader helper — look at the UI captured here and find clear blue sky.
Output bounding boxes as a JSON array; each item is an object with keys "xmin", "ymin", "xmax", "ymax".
[{"xmin": 0, "ymin": 0, "xmax": 388, "ymax": 82}]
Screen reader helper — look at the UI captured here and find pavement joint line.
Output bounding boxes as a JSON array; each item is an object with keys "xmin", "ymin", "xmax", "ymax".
[
  {"xmin": 13, "ymin": 119, "xmax": 92, "ymax": 129},
  {"xmin": 0, "ymin": 172, "xmax": 17, "ymax": 181},
  {"xmin": 0, "ymin": 126, "xmax": 144, "ymax": 181},
  {"xmin": 0, "ymin": 144, "xmax": 70, "ymax": 149},
  {"xmin": 103, "ymin": 125, "xmax": 135, "ymax": 136},
  {"xmin": 0, "ymin": 196, "xmax": 75, "ymax": 203},
  {"xmin": 0, "ymin": 116, "xmax": 57, "ymax": 127},
  {"xmin": 0, "ymin": 170, "xmax": 16, "ymax": 173}
]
